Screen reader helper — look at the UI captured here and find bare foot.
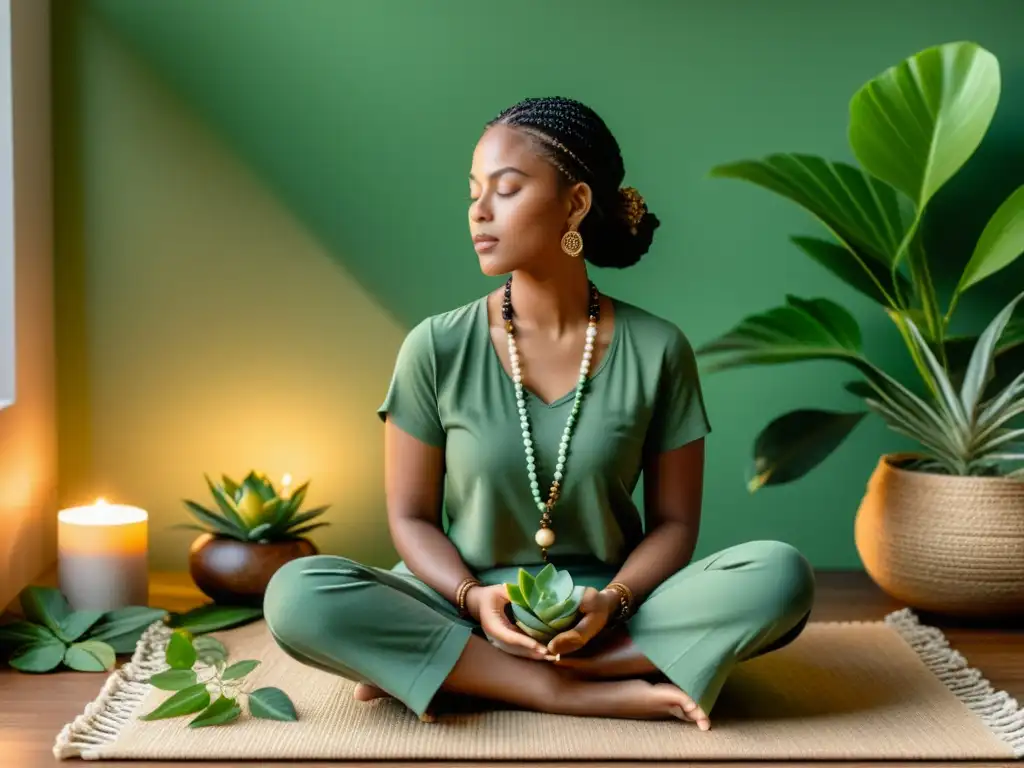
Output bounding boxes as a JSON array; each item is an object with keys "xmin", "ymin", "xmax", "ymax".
[
  {"xmin": 353, "ymin": 683, "xmax": 436, "ymax": 722},
  {"xmin": 556, "ymin": 678, "xmax": 711, "ymax": 730},
  {"xmin": 353, "ymin": 682, "xmax": 391, "ymax": 702}
]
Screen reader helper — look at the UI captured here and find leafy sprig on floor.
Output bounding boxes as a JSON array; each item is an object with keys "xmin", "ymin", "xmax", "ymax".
[
  {"xmin": 0, "ymin": 585, "xmax": 264, "ymax": 673},
  {"xmin": 141, "ymin": 628, "xmax": 297, "ymax": 727}
]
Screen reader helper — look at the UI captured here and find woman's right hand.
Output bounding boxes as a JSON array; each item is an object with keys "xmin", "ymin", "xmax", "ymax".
[{"xmin": 467, "ymin": 584, "xmax": 556, "ymax": 661}]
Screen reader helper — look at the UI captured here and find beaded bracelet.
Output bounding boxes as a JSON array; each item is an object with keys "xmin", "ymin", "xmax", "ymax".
[
  {"xmin": 603, "ymin": 581, "xmax": 635, "ymax": 624},
  {"xmin": 455, "ymin": 577, "xmax": 481, "ymax": 619}
]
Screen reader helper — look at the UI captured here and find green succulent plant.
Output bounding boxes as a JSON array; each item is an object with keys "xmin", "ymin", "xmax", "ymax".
[
  {"xmin": 697, "ymin": 40, "xmax": 1024, "ymax": 487},
  {"xmin": 177, "ymin": 470, "xmax": 330, "ymax": 543},
  {"xmin": 505, "ymin": 564, "xmax": 585, "ymax": 642}
]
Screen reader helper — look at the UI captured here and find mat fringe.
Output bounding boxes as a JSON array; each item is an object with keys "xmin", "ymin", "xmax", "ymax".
[
  {"xmin": 51, "ymin": 609, "xmax": 1024, "ymax": 760},
  {"xmin": 52, "ymin": 619, "xmax": 173, "ymax": 760},
  {"xmin": 884, "ymin": 607, "xmax": 1024, "ymax": 758}
]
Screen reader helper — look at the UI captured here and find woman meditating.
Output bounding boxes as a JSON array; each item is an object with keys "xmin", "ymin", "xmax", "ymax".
[{"xmin": 264, "ymin": 96, "xmax": 815, "ymax": 731}]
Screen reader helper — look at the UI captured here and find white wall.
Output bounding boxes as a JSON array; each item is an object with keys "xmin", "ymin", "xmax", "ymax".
[{"xmin": 0, "ymin": 0, "xmax": 57, "ymax": 609}]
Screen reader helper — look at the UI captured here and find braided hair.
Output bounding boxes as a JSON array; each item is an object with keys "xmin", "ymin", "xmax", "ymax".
[{"xmin": 487, "ymin": 96, "xmax": 660, "ymax": 269}]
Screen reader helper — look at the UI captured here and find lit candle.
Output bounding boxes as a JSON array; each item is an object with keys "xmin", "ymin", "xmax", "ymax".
[
  {"xmin": 57, "ymin": 498, "xmax": 149, "ymax": 612},
  {"xmin": 280, "ymin": 473, "xmax": 292, "ymax": 499}
]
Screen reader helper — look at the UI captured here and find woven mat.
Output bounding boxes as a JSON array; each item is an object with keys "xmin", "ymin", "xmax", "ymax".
[{"xmin": 53, "ymin": 608, "xmax": 1024, "ymax": 761}]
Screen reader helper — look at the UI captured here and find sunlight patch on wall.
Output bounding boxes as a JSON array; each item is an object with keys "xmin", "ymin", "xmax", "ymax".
[{"xmin": 66, "ymin": 14, "xmax": 408, "ymax": 571}]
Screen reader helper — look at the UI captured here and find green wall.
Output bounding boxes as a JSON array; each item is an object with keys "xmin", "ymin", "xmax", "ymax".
[{"xmin": 54, "ymin": 0, "xmax": 1024, "ymax": 571}]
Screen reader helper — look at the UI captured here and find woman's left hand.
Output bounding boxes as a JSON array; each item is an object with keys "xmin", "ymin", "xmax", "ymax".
[{"xmin": 546, "ymin": 587, "xmax": 620, "ymax": 656}]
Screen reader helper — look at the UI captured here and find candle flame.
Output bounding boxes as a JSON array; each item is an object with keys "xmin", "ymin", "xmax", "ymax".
[
  {"xmin": 95, "ymin": 497, "xmax": 108, "ymax": 506},
  {"xmin": 281, "ymin": 473, "xmax": 292, "ymax": 487}
]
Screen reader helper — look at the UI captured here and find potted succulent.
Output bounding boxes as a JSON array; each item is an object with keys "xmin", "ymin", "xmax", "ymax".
[
  {"xmin": 176, "ymin": 471, "xmax": 330, "ymax": 607},
  {"xmin": 505, "ymin": 564, "xmax": 585, "ymax": 642},
  {"xmin": 697, "ymin": 40, "xmax": 1024, "ymax": 617}
]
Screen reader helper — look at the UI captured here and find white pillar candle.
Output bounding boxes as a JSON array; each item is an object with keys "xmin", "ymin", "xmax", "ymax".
[{"xmin": 57, "ymin": 498, "xmax": 149, "ymax": 612}]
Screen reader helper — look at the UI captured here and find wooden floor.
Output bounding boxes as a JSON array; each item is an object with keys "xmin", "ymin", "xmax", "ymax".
[{"xmin": 1, "ymin": 570, "xmax": 1022, "ymax": 768}]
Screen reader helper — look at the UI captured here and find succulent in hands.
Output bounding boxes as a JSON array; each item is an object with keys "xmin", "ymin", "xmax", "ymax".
[
  {"xmin": 177, "ymin": 470, "xmax": 330, "ymax": 543},
  {"xmin": 505, "ymin": 564, "xmax": 584, "ymax": 642}
]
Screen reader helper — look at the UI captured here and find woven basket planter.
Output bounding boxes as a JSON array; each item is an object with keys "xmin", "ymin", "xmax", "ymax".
[{"xmin": 854, "ymin": 453, "xmax": 1024, "ymax": 618}]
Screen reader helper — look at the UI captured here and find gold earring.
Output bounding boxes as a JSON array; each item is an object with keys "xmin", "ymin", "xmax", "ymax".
[{"xmin": 561, "ymin": 227, "xmax": 583, "ymax": 258}]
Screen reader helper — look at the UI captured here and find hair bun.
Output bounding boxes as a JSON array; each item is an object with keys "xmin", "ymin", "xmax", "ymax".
[{"xmin": 618, "ymin": 186, "xmax": 647, "ymax": 235}]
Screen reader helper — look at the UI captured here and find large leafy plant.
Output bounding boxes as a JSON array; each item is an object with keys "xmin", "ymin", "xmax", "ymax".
[
  {"xmin": 698, "ymin": 41, "xmax": 1024, "ymax": 487},
  {"xmin": 505, "ymin": 564, "xmax": 585, "ymax": 642},
  {"xmin": 0, "ymin": 586, "xmax": 262, "ymax": 673},
  {"xmin": 177, "ymin": 470, "xmax": 330, "ymax": 543}
]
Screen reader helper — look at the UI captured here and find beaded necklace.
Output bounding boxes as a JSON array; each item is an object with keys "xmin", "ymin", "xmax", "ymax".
[{"xmin": 501, "ymin": 276, "xmax": 601, "ymax": 561}]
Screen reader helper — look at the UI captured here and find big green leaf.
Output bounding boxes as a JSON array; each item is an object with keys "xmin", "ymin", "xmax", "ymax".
[
  {"xmin": 56, "ymin": 611, "xmax": 105, "ymax": 644},
  {"xmin": 8, "ymin": 636, "xmax": 67, "ymax": 673},
  {"xmin": 955, "ymin": 186, "xmax": 1024, "ymax": 296},
  {"xmin": 248, "ymin": 687, "xmax": 298, "ymax": 721},
  {"xmin": 19, "ymin": 587, "xmax": 71, "ymax": 635},
  {"xmin": 790, "ymin": 236, "xmax": 911, "ymax": 308},
  {"xmin": 84, "ymin": 606, "xmax": 168, "ymax": 654},
  {"xmin": 139, "ymin": 683, "xmax": 210, "ymax": 721},
  {"xmin": 166, "ymin": 604, "xmax": 263, "ymax": 634},
  {"xmin": 709, "ymin": 154, "xmax": 913, "ymax": 274},
  {"xmin": 64, "ymin": 640, "xmax": 116, "ymax": 672},
  {"xmin": 0, "ymin": 620, "xmax": 57, "ymax": 648},
  {"xmin": 748, "ymin": 409, "xmax": 867, "ymax": 491},
  {"xmin": 849, "ymin": 41, "xmax": 1000, "ymax": 213},
  {"xmin": 696, "ymin": 295, "xmax": 867, "ymax": 373}
]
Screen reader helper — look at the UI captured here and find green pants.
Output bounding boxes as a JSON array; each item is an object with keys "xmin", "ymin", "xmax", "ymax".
[{"xmin": 263, "ymin": 539, "xmax": 815, "ymax": 719}]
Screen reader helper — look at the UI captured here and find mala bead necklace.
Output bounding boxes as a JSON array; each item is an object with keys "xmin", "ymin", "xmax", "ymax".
[{"xmin": 502, "ymin": 276, "xmax": 600, "ymax": 561}]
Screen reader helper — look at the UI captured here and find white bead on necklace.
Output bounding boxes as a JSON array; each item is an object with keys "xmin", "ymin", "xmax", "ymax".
[{"xmin": 501, "ymin": 277, "xmax": 600, "ymax": 561}]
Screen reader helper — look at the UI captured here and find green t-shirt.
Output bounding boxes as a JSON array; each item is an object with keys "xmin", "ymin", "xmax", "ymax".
[{"xmin": 377, "ymin": 295, "xmax": 711, "ymax": 572}]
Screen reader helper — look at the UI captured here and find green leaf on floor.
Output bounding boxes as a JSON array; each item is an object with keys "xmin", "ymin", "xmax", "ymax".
[
  {"xmin": 19, "ymin": 587, "xmax": 72, "ymax": 636},
  {"xmin": 148, "ymin": 668, "xmax": 199, "ymax": 690},
  {"xmin": 139, "ymin": 683, "xmax": 210, "ymax": 720},
  {"xmin": 63, "ymin": 640, "xmax": 116, "ymax": 672},
  {"xmin": 248, "ymin": 687, "xmax": 298, "ymax": 721},
  {"xmin": 189, "ymin": 695, "xmax": 242, "ymax": 728},
  {"xmin": 166, "ymin": 630, "xmax": 197, "ymax": 670},
  {"xmin": 192, "ymin": 635, "xmax": 229, "ymax": 667},
  {"xmin": 222, "ymin": 660, "xmax": 259, "ymax": 680},
  {"xmin": 0, "ymin": 620, "xmax": 58, "ymax": 648},
  {"xmin": 166, "ymin": 604, "xmax": 263, "ymax": 635},
  {"xmin": 84, "ymin": 606, "xmax": 169, "ymax": 654},
  {"xmin": 55, "ymin": 610, "xmax": 105, "ymax": 644},
  {"xmin": 8, "ymin": 636, "xmax": 67, "ymax": 673}
]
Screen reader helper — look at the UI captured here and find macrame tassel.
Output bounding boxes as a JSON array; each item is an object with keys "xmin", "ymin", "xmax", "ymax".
[
  {"xmin": 52, "ymin": 620, "xmax": 172, "ymax": 760},
  {"xmin": 884, "ymin": 607, "xmax": 1024, "ymax": 758}
]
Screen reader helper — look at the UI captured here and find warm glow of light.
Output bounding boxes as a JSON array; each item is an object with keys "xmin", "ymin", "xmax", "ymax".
[{"xmin": 58, "ymin": 499, "xmax": 149, "ymax": 527}]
